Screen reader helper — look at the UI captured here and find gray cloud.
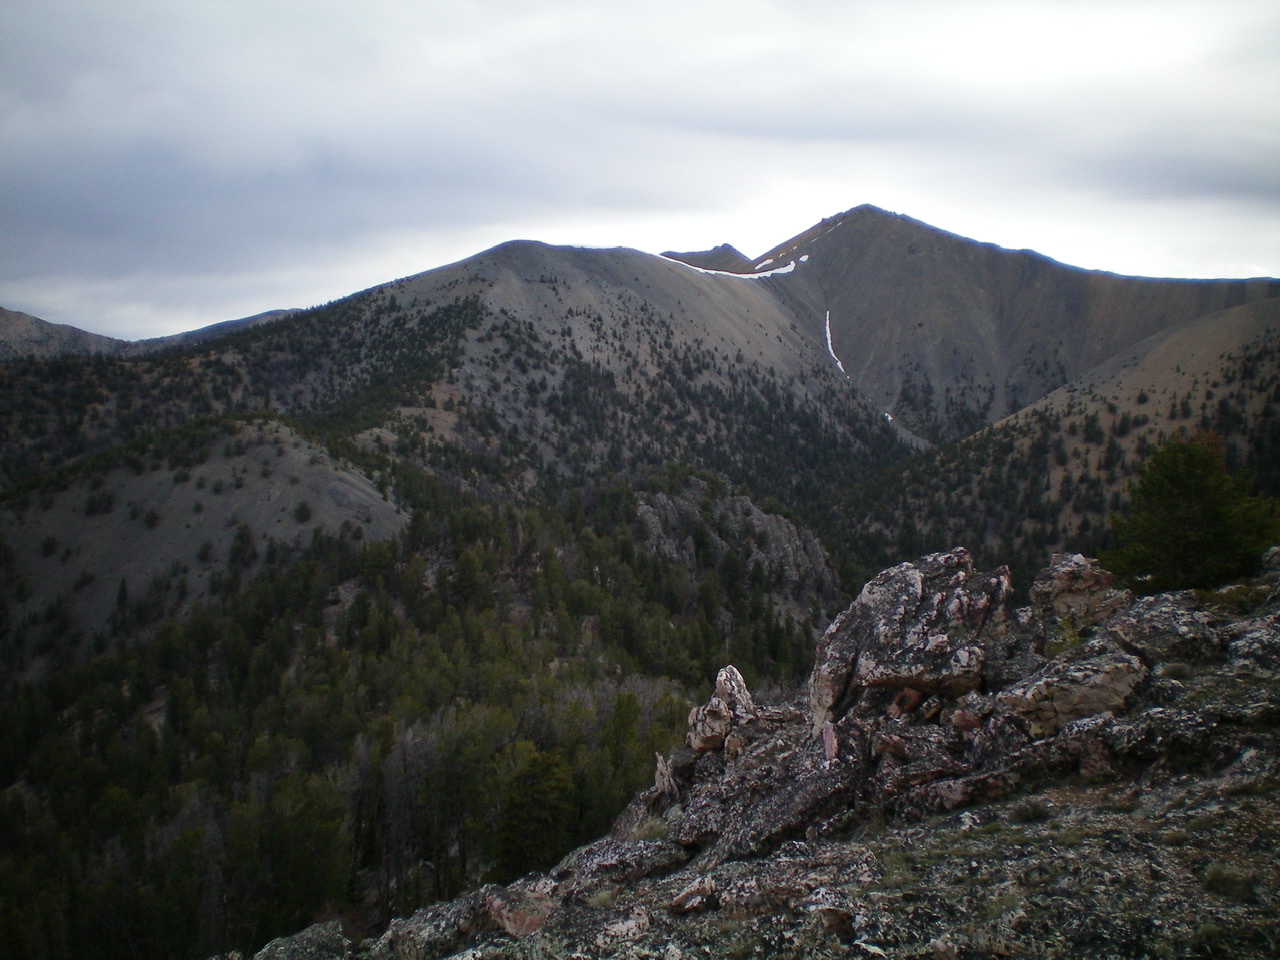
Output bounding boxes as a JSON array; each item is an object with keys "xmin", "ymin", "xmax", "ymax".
[{"xmin": 2, "ymin": 0, "xmax": 1277, "ymax": 338}]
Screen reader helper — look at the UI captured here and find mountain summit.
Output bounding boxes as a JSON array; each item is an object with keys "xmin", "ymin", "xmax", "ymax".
[{"xmin": 725, "ymin": 204, "xmax": 1274, "ymax": 441}]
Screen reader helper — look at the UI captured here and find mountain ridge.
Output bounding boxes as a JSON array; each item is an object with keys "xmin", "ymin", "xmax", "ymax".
[
  {"xmin": 0, "ymin": 306, "xmax": 299, "ymax": 361},
  {"xmin": 8, "ymin": 203, "xmax": 1274, "ymax": 446}
]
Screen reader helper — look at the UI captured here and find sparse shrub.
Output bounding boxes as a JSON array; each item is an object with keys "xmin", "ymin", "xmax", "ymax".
[
  {"xmin": 293, "ymin": 500, "xmax": 312, "ymax": 523},
  {"xmin": 1194, "ymin": 583, "xmax": 1270, "ymax": 614},
  {"xmin": 85, "ymin": 490, "xmax": 115, "ymax": 515},
  {"xmin": 1200, "ymin": 861, "xmax": 1257, "ymax": 902},
  {"xmin": 1158, "ymin": 662, "xmax": 1193, "ymax": 681},
  {"xmin": 586, "ymin": 888, "xmax": 615, "ymax": 909},
  {"xmin": 1045, "ymin": 616, "xmax": 1084, "ymax": 658},
  {"xmin": 1009, "ymin": 799, "xmax": 1052, "ymax": 823}
]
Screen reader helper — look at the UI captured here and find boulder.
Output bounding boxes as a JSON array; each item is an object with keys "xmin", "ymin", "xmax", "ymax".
[
  {"xmin": 363, "ymin": 891, "xmax": 488, "ymax": 960},
  {"xmin": 686, "ymin": 664, "xmax": 757, "ymax": 753},
  {"xmin": 686, "ymin": 696, "xmax": 733, "ymax": 752},
  {"xmin": 1102, "ymin": 592, "xmax": 1226, "ymax": 666},
  {"xmin": 998, "ymin": 640, "xmax": 1148, "ymax": 738},
  {"xmin": 484, "ymin": 877, "xmax": 555, "ymax": 939},
  {"xmin": 714, "ymin": 664, "xmax": 757, "ymax": 724},
  {"xmin": 810, "ymin": 548, "xmax": 1012, "ymax": 732},
  {"xmin": 1029, "ymin": 552, "xmax": 1130, "ymax": 628},
  {"xmin": 670, "ymin": 875, "xmax": 718, "ymax": 913},
  {"xmin": 252, "ymin": 921, "xmax": 351, "ymax": 960}
]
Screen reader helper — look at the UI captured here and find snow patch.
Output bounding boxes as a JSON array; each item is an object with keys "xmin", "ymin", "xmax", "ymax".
[
  {"xmin": 661, "ymin": 255, "xmax": 798, "ymax": 279},
  {"xmin": 824, "ymin": 310, "xmax": 847, "ymax": 375}
]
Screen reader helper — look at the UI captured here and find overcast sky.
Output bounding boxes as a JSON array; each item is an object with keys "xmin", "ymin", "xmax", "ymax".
[{"xmin": 3, "ymin": 1, "xmax": 1278, "ymax": 340}]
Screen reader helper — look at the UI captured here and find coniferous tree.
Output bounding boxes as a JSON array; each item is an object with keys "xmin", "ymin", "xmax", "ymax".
[
  {"xmin": 491, "ymin": 745, "xmax": 575, "ymax": 883},
  {"xmin": 1102, "ymin": 433, "xmax": 1279, "ymax": 593}
]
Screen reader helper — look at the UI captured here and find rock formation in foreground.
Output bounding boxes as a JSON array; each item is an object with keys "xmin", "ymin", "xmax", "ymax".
[{"xmin": 231, "ymin": 547, "xmax": 1280, "ymax": 959}]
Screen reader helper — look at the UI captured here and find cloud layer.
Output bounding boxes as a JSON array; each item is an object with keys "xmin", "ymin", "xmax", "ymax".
[{"xmin": 3, "ymin": 0, "xmax": 1278, "ymax": 338}]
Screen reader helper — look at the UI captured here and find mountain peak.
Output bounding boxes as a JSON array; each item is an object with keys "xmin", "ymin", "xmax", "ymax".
[{"xmin": 660, "ymin": 243, "xmax": 753, "ymax": 273}]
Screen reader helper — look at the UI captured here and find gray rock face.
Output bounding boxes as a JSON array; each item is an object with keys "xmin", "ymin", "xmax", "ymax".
[{"xmin": 255, "ymin": 547, "xmax": 1280, "ymax": 959}]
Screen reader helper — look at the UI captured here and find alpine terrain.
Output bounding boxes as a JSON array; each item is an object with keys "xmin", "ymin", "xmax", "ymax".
[{"xmin": 1, "ymin": 205, "xmax": 1277, "ymax": 959}]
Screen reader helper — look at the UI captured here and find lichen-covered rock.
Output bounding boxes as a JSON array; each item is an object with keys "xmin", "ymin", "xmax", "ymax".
[
  {"xmin": 1103, "ymin": 591, "xmax": 1226, "ymax": 665},
  {"xmin": 483, "ymin": 877, "xmax": 556, "ymax": 939},
  {"xmin": 686, "ymin": 695, "xmax": 734, "ymax": 752},
  {"xmin": 1029, "ymin": 552, "xmax": 1130, "ymax": 628},
  {"xmin": 998, "ymin": 640, "xmax": 1148, "ymax": 738},
  {"xmin": 1227, "ymin": 611, "xmax": 1280, "ymax": 670},
  {"xmin": 685, "ymin": 665, "xmax": 761, "ymax": 754},
  {"xmin": 810, "ymin": 548, "xmax": 1012, "ymax": 732},
  {"xmin": 670, "ymin": 875, "xmax": 717, "ymax": 913},
  {"xmin": 363, "ymin": 890, "xmax": 489, "ymax": 960},
  {"xmin": 714, "ymin": 664, "xmax": 756, "ymax": 725},
  {"xmin": 252, "ymin": 921, "xmax": 351, "ymax": 960},
  {"xmin": 553, "ymin": 836, "xmax": 690, "ymax": 899}
]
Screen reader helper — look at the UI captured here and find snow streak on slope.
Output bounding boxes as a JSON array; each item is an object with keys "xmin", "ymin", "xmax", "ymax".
[{"xmin": 824, "ymin": 310, "xmax": 847, "ymax": 375}]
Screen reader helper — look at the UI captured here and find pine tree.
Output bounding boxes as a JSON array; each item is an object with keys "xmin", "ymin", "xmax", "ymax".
[
  {"xmin": 491, "ymin": 745, "xmax": 575, "ymax": 882},
  {"xmin": 1102, "ymin": 433, "xmax": 1279, "ymax": 593}
]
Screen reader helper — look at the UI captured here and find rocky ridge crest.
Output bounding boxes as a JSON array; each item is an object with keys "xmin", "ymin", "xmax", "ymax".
[{"xmin": 222, "ymin": 547, "xmax": 1280, "ymax": 959}]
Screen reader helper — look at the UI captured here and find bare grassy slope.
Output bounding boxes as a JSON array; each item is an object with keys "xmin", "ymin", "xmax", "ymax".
[
  {"xmin": 0, "ymin": 307, "xmax": 129, "ymax": 360},
  {"xmin": 1, "ymin": 418, "xmax": 404, "ymax": 663}
]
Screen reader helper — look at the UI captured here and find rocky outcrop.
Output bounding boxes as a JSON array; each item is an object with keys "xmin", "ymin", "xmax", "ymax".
[
  {"xmin": 248, "ymin": 920, "xmax": 352, "ymax": 960},
  {"xmin": 809, "ymin": 547, "xmax": 1012, "ymax": 731},
  {"xmin": 251, "ymin": 547, "xmax": 1280, "ymax": 959},
  {"xmin": 686, "ymin": 665, "xmax": 756, "ymax": 753},
  {"xmin": 635, "ymin": 478, "xmax": 841, "ymax": 626},
  {"xmin": 998, "ymin": 640, "xmax": 1147, "ymax": 738}
]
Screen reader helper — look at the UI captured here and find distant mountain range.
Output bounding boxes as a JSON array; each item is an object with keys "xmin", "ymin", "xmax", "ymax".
[
  {"xmin": 0, "ymin": 306, "xmax": 297, "ymax": 361},
  {"xmin": 8, "ymin": 204, "xmax": 1274, "ymax": 444},
  {"xmin": 4, "ymin": 202, "xmax": 1278, "ymax": 626},
  {"xmin": 668, "ymin": 205, "xmax": 1277, "ymax": 442}
]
